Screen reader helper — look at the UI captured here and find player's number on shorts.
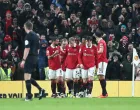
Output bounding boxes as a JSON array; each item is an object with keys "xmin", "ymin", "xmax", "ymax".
[{"xmin": 60, "ymin": 70, "xmax": 62, "ymax": 75}]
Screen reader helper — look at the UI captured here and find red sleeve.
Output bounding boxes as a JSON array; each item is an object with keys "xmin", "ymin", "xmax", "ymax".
[
  {"xmin": 46, "ymin": 47, "xmax": 50, "ymax": 56},
  {"xmin": 78, "ymin": 47, "xmax": 83, "ymax": 65},
  {"xmin": 94, "ymin": 46, "xmax": 98, "ymax": 68},
  {"xmin": 98, "ymin": 42, "xmax": 103, "ymax": 59}
]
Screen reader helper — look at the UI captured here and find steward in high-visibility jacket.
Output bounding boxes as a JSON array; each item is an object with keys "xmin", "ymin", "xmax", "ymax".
[{"xmin": 0, "ymin": 67, "xmax": 11, "ymax": 80}]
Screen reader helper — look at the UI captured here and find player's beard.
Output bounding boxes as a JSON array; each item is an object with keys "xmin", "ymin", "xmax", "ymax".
[{"xmin": 55, "ymin": 44, "xmax": 59, "ymax": 46}]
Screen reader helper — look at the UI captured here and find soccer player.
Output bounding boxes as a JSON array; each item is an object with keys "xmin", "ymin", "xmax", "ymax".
[
  {"xmin": 46, "ymin": 38, "xmax": 63, "ymax": 98},
  {"xmin": 65, "ymin": 37, "xmax": 80, "ymax": 98},
  {"xmin": 78, "ymin": 36, "xmax": 98, "ymax": 98},
  {"xmin": 58, "ymin": 38, "xmax": 68, "ymax": 97},
  {"xmin": 20, "ymin": 21, "xmax": 45, "ymax": 101},
  {"xmin": 94, "ymin": 30, "xmax": 108, "ymax": 98}
]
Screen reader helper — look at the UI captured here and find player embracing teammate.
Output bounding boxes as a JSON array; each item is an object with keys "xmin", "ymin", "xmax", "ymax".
[
  {"xmin": 78, "ymin": 36, "xmax": 98, "ymax": 98},
  {"xmin": 46, "ymin": 31, "xmax": 108, "ymax": 98}
]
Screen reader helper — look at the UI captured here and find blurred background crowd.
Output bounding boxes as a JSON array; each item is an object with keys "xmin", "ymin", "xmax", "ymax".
[{"xmin": 0, "ymin": 0, "xmax": 140, "ymax": 81}]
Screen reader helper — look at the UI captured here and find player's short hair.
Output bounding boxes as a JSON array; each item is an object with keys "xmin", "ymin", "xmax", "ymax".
[
  {"xmin": 24, "ymin": 21, "xmax": 33, "ymax": 30},
  {"xmin": 61, "ymin": 38, "xmax": 67, "ymax": 43},
  {"xmin": 86, "ymin": 36, "xmax": 92, "ymax": 41},
  {"xmin": 51, "ymin": 37, "xmax": 58, "ymax": 42},
  {"xmin": 69, "ymin": 37, "xmax": 75, "ymax": 42},
  {"xmin": 94, "ymin": 30, "xmax": 103, "ymax": 38}
]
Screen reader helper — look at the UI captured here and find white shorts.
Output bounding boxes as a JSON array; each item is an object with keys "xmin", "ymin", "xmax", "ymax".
[
  {"xmin": 65, "ymin": 68, "xmax": 80, "ymax": 79},
  {"xmin": 81, "ymin": 67, "xmax": 96, "ymax": 79},
  {"xmin": 62, "ymin": 70, "xmax": 66, "ymax": 79},
  {"xmin": 97, "ymin": 62, "xmax": 108, "ymax": 76},
  {"xmin": 48, "ymin": 68, "xmax": 63, "ymax": 79}
]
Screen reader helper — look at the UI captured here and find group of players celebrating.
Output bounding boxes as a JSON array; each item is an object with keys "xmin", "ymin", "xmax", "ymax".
[{"xmin": 46, "ymin": 30, "xmax": 108, "ymax": 98}]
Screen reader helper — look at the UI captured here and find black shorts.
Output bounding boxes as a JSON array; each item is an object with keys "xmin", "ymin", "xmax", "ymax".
[{"xmin": 24, "ymin": 56, "xmax": 38, "ymax": 74}]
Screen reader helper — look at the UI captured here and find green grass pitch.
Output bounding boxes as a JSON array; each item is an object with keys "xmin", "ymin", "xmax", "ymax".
[{"xmin": 0, "ymin": 98, "xmax": 139, "ymax": 110}]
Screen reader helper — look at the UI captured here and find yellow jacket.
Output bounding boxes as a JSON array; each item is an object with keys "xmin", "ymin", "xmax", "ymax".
[{"xmin": 0, "ymin": 67, "xmax": 11, "ymax": 81}]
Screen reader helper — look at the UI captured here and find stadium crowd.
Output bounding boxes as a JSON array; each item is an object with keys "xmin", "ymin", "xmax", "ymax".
[{"xmin": 0, "ymin": 0, "xmax": 140, "ymax": 81}]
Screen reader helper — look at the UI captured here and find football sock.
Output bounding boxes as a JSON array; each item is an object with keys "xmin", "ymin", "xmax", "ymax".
[
  {"xmin": 25, "ymin": 80, "xmax": 31, "ymax": 94},
  {"xmin": 87, "ymin": 80, "xmax": 93, "ymax": 94},
  {"xmin": 61, "ymin": 81, "xmax": 65, "ymax": 94},
  {"xmin": 31, "ymin": 78, "xmax": 42, "ymax": 91},
  {"xmin": 100, "ymin": 79, "xmax": 107, "ymax": 96},
  {"xmin": 51, "ymin": 81, "xmax": 56, "ymax": 94},
  {"xmin": 57, "ymin": 80, "xmax": 64, "ymax": 94},
  {"xmin": 83, "ymin": 82, "xmax": 87, "ymax": 91},
  {"xmin": 63, "ymin": 84, "xmax": 66, "ymax": 94},
  {"xmin": 74, "ymin": 81, "xmax": 79, "ymax": 95},
  {"xmin": 70, "ymin": 80, "xmax": 74, "ymax": 90},
  {"xmin": 57, "ymin": 82, "xmax": 61, "ymax": 93},
  {"xmin": 67, "ymin": 80, "xmax": 73, "ymax": 94},
  {"xmin": 78, "ymin": 80, "xmax": 83, "ymax": 92}
]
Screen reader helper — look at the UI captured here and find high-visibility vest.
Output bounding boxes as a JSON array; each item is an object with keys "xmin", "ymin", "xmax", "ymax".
[{"xmin": 0, "ymin": 67, "xmax": 11, "ymax": 80}]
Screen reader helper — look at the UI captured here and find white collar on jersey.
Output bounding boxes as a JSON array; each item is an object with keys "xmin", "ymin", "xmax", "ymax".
[
  {"xmin": 98, "ymin": 38, "xmax": 103, "ymax": 43},
  {"xmin": 69, "ymin": 43, "xmax": 76, "ymax": 47},
  {"xmin": 51, "ymin": 44, "xmax": 57, "ymax": 48},
  {"xmin": 86, "ymin": 44, "xmax": 92, "ymax": 48}
]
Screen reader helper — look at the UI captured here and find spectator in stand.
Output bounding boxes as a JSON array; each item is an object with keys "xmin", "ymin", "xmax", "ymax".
[
  {"xmin": 106, "ymin": 53, "xmax": 121, "ymax": 80},
  {"xmin": 7, "ymin": 49, "xmax": 20, "ymax": 80},
  {"xmin": 135, "ymin": 28, "xmax": 140, "ymax": 46},
  {"xmin": 60, "ymin": 19, "xmax": 71, "ymax": 38},
  {"xmin": 135, "ymin": 63, "xmax": 140, "ymax": 81},
  {"xmin": 2, "ymin": 40, "xmax": 12, "ymax": 59},
  {"xmin": 116, "ymin": 24, "xmax": 128, "ymax": 41},
  {"xmin": 38, "ymin": 36, "xmax": 48, "ymax": 80},
  {"xmin": 0, "ymin": 60, "xmax": 11, "ymax": 80},
  {"xmin": 5, "ymin": 10, "xmax": 12, "ymax": 34},
  {"xmin": 120, "ymin": 54, "xmax": 132, "ymax": 80},
  {"xmin": 118, "ymin": 36, "xmax": 129, "ymax": 59}
]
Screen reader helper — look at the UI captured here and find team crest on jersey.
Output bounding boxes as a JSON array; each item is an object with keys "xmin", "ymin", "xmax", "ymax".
[
  {"xmin": 46, "ymin": 50, "xmax": 49, "ymax": 55},
  {"xmin": 79, "ymin": 49, "xmax": 81, "ymax": 52}
]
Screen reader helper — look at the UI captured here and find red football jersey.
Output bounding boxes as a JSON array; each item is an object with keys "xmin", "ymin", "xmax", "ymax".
[
  {"xmin": 65, "ymin": 44, "xmax": 79, "ymax": 69},
  {"xmin": 97, "ymin": 39, "xmax": 108, "ymax": 63},
  {"xmin": 46, "ymin": 45, "xmax": 61, "ymax": 70},
  {"xmin": 58, "ymin": 46, "xmax": 67, "ymax": 71},
  {"xmin": 78, "ymin": 45, "xmax": 98, "ymax": 69}
]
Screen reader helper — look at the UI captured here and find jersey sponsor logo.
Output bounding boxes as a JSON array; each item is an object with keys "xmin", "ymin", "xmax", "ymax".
[
  {"xmin": 83, "ymin": 53, "xmax": 93, "ymax": 56},
  {"xmin": 68, "ymin": 53, "xmax": 77, "ymax": 55},
  {"xmin": 25, "ymin": 40, "xmax": 29, "ymax": 45}
]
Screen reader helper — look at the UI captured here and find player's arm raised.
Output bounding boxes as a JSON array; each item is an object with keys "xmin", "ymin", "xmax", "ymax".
[{"xmin": 98, "ymin": 43, "xmax": 104, "ymax": 54}]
